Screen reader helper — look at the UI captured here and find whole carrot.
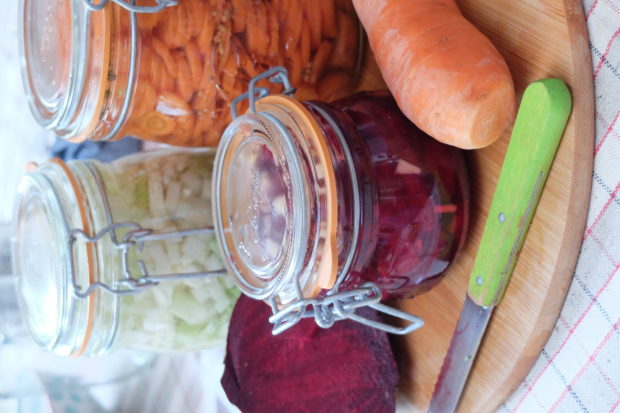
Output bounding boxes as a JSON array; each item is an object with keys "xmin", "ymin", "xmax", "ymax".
[{"xmin": 353, "ymin": 0, "xmax": 516, "ymax": 149}]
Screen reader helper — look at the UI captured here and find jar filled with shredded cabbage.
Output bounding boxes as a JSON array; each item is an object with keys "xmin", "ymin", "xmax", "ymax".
[{"xmin": 12, "ymin": 148, "xmax": 239, "ymax": 356}]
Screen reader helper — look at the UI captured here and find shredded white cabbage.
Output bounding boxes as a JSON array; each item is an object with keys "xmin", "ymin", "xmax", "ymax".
[{"xmin": 96, "ymin": 149, "xmax": 239, "ymax": 352}]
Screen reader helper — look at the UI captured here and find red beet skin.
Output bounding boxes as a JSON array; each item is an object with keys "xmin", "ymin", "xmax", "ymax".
[{"xmin": 221, "ymin": 295, "xmax": 400, "ymax": 413}]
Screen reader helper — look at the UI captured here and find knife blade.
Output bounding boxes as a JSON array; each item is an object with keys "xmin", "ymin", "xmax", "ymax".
[{"xmin": 428, "ymin": 78, "xmax": 572, "ymax": 413}]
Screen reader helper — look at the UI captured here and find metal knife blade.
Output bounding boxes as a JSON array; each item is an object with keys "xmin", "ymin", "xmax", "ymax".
[{"xmin": 428, "ymin": 78, "xmax": 573, "ymax": 413}]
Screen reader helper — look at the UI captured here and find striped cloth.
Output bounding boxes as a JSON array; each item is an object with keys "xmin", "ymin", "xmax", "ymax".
[
  {"xmin": 501, "ymin": 0, "xmax": 620, "ymax": 411},
  {"xmin": 112, "ymin": 2, "xmax": 619, "ymax": 412}
]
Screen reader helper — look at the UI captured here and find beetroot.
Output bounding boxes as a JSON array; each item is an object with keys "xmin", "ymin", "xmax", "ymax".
[
  {"xmin": 306, "ymin": 92, "xmax": 469, "ymax": 300},
  {"xmin": 221, "ymin": 295, "xmax": 400, "ymax": 413}
]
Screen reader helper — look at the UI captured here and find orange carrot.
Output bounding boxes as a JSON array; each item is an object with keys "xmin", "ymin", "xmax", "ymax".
[
  {"xmin": 317, "ymin": 70, "xmax": 352, "ymax": 102},
  {"xmin": 299, "ymin": 21, "xmax": 311, "ymax": 70},
  {"xmin": 152, "ymin": 37, "xmax": 177, "ymax": 78},
  {"xmin": 150, "ymin": 54, "xmax": 174, "ymax": 93},
  {"xmin": 266, "ymin": 6, "xmax": 280, "ymax": 59},
  {"xmin": 174, "ymin": 50, "xmax": 194, "ymax": 102},
  {"xmin": 247, "ymin": 3, "xmax": 269, "ymax": 58},
  {"xmin": 286, "ymin": 48, "xmax": 303, "ymax": 86},
  {"xmin": 156, "ymin": 5, "xmax": 190, "ymax": 48},
  {"xmin": 328, "ymin": 10, "xmax": 358, "ymax": 70},
  {"xmin": 302, "ymin": 0, "xmax": 322, "ymax": 51},
  {"xmin": 308, "ymin": 41, "xmax": 333, "ymax": 84},
  {"xmin": 283, "ymin": 2, "xmax": 303, "ymax": 53},
  {"xmin": 197, "ymin": 9, "xmax": 215, "ymax": 51},
  {"xmin": 142, "ymin": 111, "xmax": 177, "ymax": 136},
  {"xmin": 184, "ymin": 40, "xmax": 203, "ymax": 87},
  {"xmin": 352, "ymin": 0, "xmax": 515, "ymax": 149},
  {"xmin": 320, "ymin": 0, "xmax": 337, "ymax": 38},
  {"xmin": 186, "ymin": 0, "xmax": 205, "ymax": 39},
  {"xmin": 132, "ymin": 81, "xmax": 158, "ymax": 117},
  {"xmin": 231, "ymin": 0, "xmax": 247, "ymax": 33}
]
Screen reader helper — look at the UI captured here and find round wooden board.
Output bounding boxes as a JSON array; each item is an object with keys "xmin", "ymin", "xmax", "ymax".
[{"xmin": 355, "ymin": 0, "xmax": 594, "ymax": 411}]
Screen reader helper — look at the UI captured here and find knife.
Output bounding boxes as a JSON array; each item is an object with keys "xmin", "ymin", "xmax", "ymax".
[{"xmin": 428, "ymin": 78, "xmax": 572, "ymax": 413}]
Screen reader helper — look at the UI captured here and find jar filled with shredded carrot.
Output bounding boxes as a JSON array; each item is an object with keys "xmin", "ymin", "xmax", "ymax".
[{"xmin": 19, "ymin": 0, "xmax": 363, "ymax": 147}]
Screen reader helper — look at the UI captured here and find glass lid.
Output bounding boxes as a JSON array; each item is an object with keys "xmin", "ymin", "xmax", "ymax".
[
  {"xmin": 19, "ymin": 0, "xmax": 106, "ymax": 136},
  {"xmin": 212, "ymin": 112, "xmax": 308, "ymax": 300},
  {"xmin": 12, "ymin": 172, "xmax": 69, "ymax": 349}
]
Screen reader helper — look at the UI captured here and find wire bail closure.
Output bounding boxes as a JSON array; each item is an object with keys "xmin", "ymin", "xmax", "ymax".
[
  {"xmin": 67, "ymin": 162, "xmax": 226, "ymax": 299},
  {"xmin": 230, "ymin": 67, "xmax": 425, "ymax": 336},
  {"xmin": 231, "ymin": 66, "xmax": 296, "ymax": 119},
  {"xmin": 81, "ymin": 0, "xmax": 177, "ymax": 14}
]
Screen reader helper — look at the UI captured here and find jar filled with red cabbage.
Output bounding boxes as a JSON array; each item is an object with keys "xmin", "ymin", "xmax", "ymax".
[{"xmin": 212, "ymin": 68, "xmax": 469, "ymax": 334}]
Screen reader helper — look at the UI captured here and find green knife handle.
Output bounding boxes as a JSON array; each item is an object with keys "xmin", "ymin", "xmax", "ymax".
[{"xmin": 468, "ymin": 78, "xmax": 572, "ymax": 308}]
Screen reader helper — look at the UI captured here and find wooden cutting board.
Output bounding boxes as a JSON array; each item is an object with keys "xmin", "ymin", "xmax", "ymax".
[{"xmin": 355, "ymin": 0, "xmax": 594, "ymax": 411}]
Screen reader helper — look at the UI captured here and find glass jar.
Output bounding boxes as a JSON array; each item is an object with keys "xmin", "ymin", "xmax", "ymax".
[
  {"xmin": 19, "ymin": 0, "xmax": 362, "ymax": 147},
  {"xmin": 212, "ymin": 68, "xmax": 470, "ymax": 334},
  {"xmin": 12, "ymin": 148, "xmax": 240, "ymax": 356}
]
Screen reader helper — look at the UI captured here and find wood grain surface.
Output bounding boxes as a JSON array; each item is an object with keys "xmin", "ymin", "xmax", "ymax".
[{"xmin": 355, "ymin": 0, "xmax": 594, "ymax": 411}]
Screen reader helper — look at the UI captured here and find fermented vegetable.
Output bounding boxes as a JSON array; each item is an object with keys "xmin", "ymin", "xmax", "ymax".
[
  {"xmin": 352, "ymin": 0, "xmax": 516, "ymax": 149},
  {"xmin": 92, "ymin": 149, "xmax": 240, "ymax": 351},
  {"xmin": 120, "ymin": 0, "xmax": 362, "ymax": 146}
]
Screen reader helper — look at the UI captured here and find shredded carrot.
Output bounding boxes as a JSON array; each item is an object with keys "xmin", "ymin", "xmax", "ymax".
[
  {"xmin": 156, "ymin": 6, "xmax": 189, "ymax": 48},
  {"xmin": 192, "ymin": 80, "xmax": 218, "ymax": 111},
  {"xmin": 127, "ymin": 0, "xmax": 360, "ymax": 147},
  {"xmin": 231, "ymin": 0, "xmax": 247, "ymax": 34},
  {"xmin": 186, "ymin": 0, "xmax": 205, "ymax": 39},
  {"xmin": 221, "ymin": 53, "xmax": 238, "ymax": 96},
  {"xmin": 317, "ymin": 70, "xmax": 351, "ymax": 102},
  {"xmin": 174, "ymin": 50, "xmax": 194, "ymax": 102},
  {"xmin": 308, "ymin": 41, "xmax": 333, "ymax": 84},
  {"xmin": 246, "ymin": 3, "xmax": 269, "ymax": 58},
  {"xmin": 283, "ymin": 2, "xmax": 303, "ymax": 53},
  {"xmin": 266, "ymin": 6, "xmax": 280, "ymax": 59},
  {"xmin": 137, "ymin": 11, "xmax": 160, "ymax": 32},
  {"xmin": 302, "ymin": 0, "xmax": 322, "ymax": 51},
  {"xmin": 196, "ymin": 9, "xmax": 215, "ymax": 52},
  {"xmin": 287, "ymin": 48, "xmax": 303, "ymax": 86},
  {"xmin": 152, "ymin": 37, "xmax": 177, "ymax": 78},
  {"xmin": 184, "ymin": 40, "xmax": 203, "ymax": 87},
  {"xmin": 329, "ymin": 10, "xmax": 358, "ymax": 69},
  {"xmin": 173, "ymin": 2, "xmax": 192, "ymax": 47},
  {"xmin": 132, "ymin": 81, "xmax": 158, "ymax": 117},
  {"xmin": 175, "ymin": 114, "xmax": 196, "ymax": 145},
  {"xmin": 299, "ymin": 21, "xmax": 311, "ymax": 69},
  {"xmin": 320, "ymin": 0, "xmax": 337, "ymax": 38}
]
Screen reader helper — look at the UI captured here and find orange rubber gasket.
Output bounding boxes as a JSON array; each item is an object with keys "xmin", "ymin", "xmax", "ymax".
[
  {"xmin": 50, "ymin": 159, "xmax": 96, "ymax": 357},
  {"xmin": 257, "ymin": 95, "xmax": 338, "ymax": 297}
]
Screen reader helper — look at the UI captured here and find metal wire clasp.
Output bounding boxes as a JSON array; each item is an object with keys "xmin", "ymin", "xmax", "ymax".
[
  {"xmin": 81, "ymin": 0, "xmax": 177, "ymax": 13},
  {"xmin": 231, "ymin": 66, "xmax": 296, "ymax": 119},
  {"xmin": 68, "ymin": 224, "xmax": 226, "ymax": 299},
  {"xmin": 66, "ymin": 162, "xmax": 226, "ymax": 299},
  {"xmin": 268, "ymin": 283, "xmax": 424, "ymax": 336}
]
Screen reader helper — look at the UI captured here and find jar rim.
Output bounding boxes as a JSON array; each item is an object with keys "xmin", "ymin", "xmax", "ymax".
[
  {"xmin": 212, "ymin": 95, "xmax": 338, "ymax": 304},
  {"xmin": 19, "ymin": 0, "xmax": 111, "ymax": 141},
  {"xmin": 12, "ymin": 159, "xmax": 96, "ymax": 356}
]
